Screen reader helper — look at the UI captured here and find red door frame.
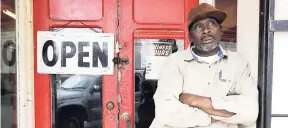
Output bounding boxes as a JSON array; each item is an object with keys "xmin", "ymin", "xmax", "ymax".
[
  {"xmin": 118, "ymin": 0, "xmax": 198, "ymax": 127},
  {"xmin": 33, "ymin": 0, "xmax": 118, "ymax": 128},
  {"xmin": 33, "ymin": 0, "xmax": 199, "ymax": 128}
]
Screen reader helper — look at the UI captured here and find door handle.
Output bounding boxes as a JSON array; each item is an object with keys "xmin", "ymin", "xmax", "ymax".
[{"xmin": 122, "ymin": 112, "xmax": 132, "ymax": 128}]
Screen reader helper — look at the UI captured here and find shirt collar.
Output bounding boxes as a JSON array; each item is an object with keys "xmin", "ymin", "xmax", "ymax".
[{"xmin": 183, "ymin": 45, "xmax": 228, "ymax": 62}]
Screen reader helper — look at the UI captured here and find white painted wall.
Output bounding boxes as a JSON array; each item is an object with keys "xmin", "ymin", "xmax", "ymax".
[
  {"xmin": 237, "ymin": 0, "xmax": 259, "ymax": 80},
  {"xmin": 237, "ymin": 1, "xmax": 259, "ymax": 127}
]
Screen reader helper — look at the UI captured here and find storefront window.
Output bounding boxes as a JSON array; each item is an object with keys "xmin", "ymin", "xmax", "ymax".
[{"xmin": 1, "ymin": 0, "xmax": 17, "ymax": 127}]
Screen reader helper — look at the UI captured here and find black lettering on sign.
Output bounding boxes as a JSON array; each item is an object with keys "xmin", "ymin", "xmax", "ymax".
[
  {"xmin": 153, "ymin": 43, "xmax": 172, "ymax": 56},
  {"xmin": 78, "ymin": 42, "xmax": 90, "ymax": 67},
  {"xmin": 93, "ymin": 42, "xmax": 108, "ymax": 67},
  {"xmin": 61, "ymin": 41, "xmax": 76, "ymax": 67},
  {"xmin": 2, "ymin": 40, "xmax": 16, "ymax": 66},
  {"xmin": 42, "ymin": 40, "xmax": 59, "ymax": 67}
]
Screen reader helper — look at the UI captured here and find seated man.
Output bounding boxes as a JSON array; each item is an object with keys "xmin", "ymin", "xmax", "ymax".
[{"xmin": 150, "ymin": 3, "xmax": 259, "ymax": 128}]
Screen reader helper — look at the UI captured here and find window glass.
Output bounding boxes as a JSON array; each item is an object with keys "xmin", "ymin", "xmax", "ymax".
[
  {"xmin": 59, "ymin": 75, "xmax": 96, "ymax": 90},
  {"xmin": 50, "ymin": 28, "xmax": 103, "ymax": 128},
  {"xmin": 271, "ymin": 117, "xmax": 288, "ymax": 128},
  {"xmin": 1, "ymin": 0, "xmax": 17, "ymax": 127},
  {"xmin": 134, "ymin": 38, "xmax": 184, "ymax": 127},
  {"xmin": 272, "ymin": 32, "xmax": 288, "ymax": 115}
]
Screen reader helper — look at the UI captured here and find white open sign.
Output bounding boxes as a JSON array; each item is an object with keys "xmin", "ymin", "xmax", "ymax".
[{"xmin": 37, "ymin": 31, "xmax": 114, "ymax": 75}]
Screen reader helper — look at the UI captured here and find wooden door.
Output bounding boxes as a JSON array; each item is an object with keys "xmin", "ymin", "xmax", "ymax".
[
  {"xmin": 33, "ymin": 0, "xmax": 199, "ymax": 128},
  {"xmin": 33, "ymin": 0, "xmax": 118, "ymax": 128},
  {"xmin": 119, "ymin": 0, "xmax": 198, "ymax": 127}
]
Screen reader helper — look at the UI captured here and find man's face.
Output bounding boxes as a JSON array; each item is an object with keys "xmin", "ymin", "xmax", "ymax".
[{"xmin": 189, "ymin": 18, "xmax": 222, "ymax": 52}]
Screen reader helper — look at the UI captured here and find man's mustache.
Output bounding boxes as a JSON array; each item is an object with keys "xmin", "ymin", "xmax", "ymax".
[{"xmin": 201, "ymin": 34, "xmax": 215, "ymax": 40}]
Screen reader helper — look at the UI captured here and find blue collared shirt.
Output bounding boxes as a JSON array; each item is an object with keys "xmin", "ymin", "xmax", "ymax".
[{"xmin": 190, "ymin": 45, "xmax": 226, "ymax": 64}]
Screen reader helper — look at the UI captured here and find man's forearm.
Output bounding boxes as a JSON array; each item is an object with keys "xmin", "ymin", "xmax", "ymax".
[
  {"xmin": 189, "ymin": 96, "xmax": 235, "ymax": 117},
  {"xmin": 208, "ymin": 109, "xmax": 235, "ymax": 117},
  {"xmin": 180, "ymin": 93, "xmax": 235, "ymax": 117}
]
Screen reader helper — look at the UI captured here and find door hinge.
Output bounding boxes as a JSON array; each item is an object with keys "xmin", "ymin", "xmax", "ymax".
[{"xmin": 113, "ymin": 57, "xmax": 129, "ymax": 64}]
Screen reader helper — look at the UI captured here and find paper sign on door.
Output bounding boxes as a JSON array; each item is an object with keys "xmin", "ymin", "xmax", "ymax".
[{"xmin": 143, "ymin": 43, "xmax": 173, "ymax": 80}]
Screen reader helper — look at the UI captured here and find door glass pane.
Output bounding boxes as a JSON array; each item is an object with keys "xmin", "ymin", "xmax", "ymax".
[
  {"xmin": 272, "ymin": 32, "xmax": 288, "ymax": 114},
  {"xmin": 1, "ymin": 0, "xmax": 17, "ymax": 127},
  {"xmin": 275, "ymin": 0, "xmax": 288, "ymax": 20},
  {"xmin": 271, "ymin": 117, "xmax": 288, "ymax": 128},
  {"xmin": 134, "ymin": 38, "xmax": 184, "ymax": 128},
  {"xmin": 50, "ymin": 28, "xmax": 103, "ymax": 128}
]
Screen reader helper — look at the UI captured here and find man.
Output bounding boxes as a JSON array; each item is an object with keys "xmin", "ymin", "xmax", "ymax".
[{"xmin": 149, "ymin": 3, "xmax": 258, "ymax": 128}]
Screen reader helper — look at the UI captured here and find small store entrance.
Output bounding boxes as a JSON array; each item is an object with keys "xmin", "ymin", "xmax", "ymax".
[
  {"xmin": 33, "ymin": 0, "xmax": 264, "ymax": 128},
  {"xmin": 33, "ymin": 0, "xmax": 197, "ymax": 128}
]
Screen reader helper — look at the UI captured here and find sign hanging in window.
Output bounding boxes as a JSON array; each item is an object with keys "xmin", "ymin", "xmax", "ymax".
[
  {"xmin": 37, "ymin": 31, "xmax": 114, "ymax": 75},
  {"xmin": 136, "ymin": 39, "xmax": 184, "ymax": 80},
  {"xmin": 1, "ymin": 32, "xmax": 16, "ymax": 73}
]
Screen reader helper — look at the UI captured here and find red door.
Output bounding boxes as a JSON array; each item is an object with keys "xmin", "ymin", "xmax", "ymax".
[
  {"xmin": 33, "ymin": 0, "xmax": 198, "ymax": 128},
  {"xmin": 33, "ymin": 0, "xmax": 118, "ymax": 128},
  {"xmin": 119, "ymin": 0, "xmax": 197, "ymax": 127}
]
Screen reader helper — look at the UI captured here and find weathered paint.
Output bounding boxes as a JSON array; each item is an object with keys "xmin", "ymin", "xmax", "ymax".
[
  {"xmin": 119, "ymin": 0, "xmax": 198, "ymax": 127},
  {"xmin": 33, "ymin": 0, "xmax": 118, "ymax": 128}
]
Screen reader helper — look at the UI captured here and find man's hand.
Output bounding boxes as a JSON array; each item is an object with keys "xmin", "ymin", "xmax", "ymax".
[
  {"xmin": 179, "ymin": 93, "xmax": 235, "ymax": 117},
  {"xmin": 209, "ymin": 109, "xmax": 236, "ymax": 117}
]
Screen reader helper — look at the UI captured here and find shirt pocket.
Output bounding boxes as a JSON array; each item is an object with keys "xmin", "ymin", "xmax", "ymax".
[
  {"xmin": 213, "ymin": 70, "xmax": 235, "ymax": 97},
  {"xmin": 183, "ymin": 76, "xmax": 207, "ymax": 96}
]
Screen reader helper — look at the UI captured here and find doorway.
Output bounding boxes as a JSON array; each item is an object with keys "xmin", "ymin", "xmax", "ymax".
[{"xmin": 32, "ymin": 0, "xmax": 262, "ymax": 128}]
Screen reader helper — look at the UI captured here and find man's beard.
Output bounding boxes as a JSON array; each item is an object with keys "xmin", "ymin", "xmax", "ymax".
[{"xmin": 195, "ymin": 41, "xmax": 219, "ymax": 52}]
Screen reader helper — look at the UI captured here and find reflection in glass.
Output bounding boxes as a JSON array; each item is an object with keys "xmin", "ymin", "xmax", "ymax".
[
  {"xmin": 1, "ymin": 0, "xmax": 17, "ymax": 127},
  {"xmin": 59, "ymin": 75, "xmax": 96, "ymax": 90},
  {"xmin": 50, "ymin": 28, "xmax": 103, "ymax": 128},
  {"xmin": 134, "ymin": 39, "xmax": 184, "ymax": 128},
  {"xmin": 53, "ymin": 75, "xmax": 103, "ymax": 128}
]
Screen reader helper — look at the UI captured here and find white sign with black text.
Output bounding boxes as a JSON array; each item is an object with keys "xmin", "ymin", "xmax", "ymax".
[
  {"xmin": 37, "ymin": 31, "xmax": 114, "ymax": 75},
  {"xmin": 144, "ymin": 43, "xmax": 173, "ymax": 80}
]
